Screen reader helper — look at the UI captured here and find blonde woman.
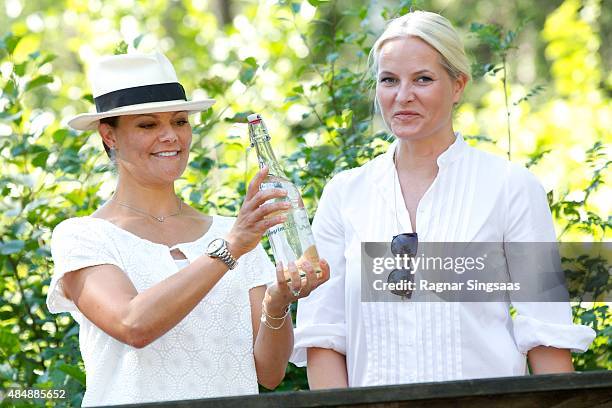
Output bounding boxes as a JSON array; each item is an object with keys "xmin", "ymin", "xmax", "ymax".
[
  {"xmin": 46, "ymin": 52, "xmax": 329, "ymax": 406},
  {"xmin": 291, "ymin": 11, "xmax": 595, "ymax": 388}
]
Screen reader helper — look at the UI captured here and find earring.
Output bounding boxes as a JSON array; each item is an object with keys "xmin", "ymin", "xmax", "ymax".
[{"xmin": 109, "ymin": 147, "xmax": 117, "ymax": 161}]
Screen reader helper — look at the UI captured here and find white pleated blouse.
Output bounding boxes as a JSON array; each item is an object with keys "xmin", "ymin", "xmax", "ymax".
[{"xmin": 291, "ymin": 134, "xmax": 595, "ymax": 386}]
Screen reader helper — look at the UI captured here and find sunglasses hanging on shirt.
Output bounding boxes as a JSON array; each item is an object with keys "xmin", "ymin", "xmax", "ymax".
[{"xmin": 387, "ymin": 233, "xmax": 418, "ymax": 298}]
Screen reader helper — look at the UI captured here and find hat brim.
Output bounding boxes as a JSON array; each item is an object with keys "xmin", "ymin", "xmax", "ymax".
[{"xmin": 66, "ymin": 98, "xmax": 216, "ymax": 131}]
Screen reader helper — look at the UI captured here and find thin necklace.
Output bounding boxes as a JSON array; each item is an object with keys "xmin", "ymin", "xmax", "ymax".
[
  {"xmin": 113, "ymin": 196, "xmax": 183, "ymax": 223},
  {"xmin": 393, "ymin": 148, "xmax": 402, "ymax": 234}
]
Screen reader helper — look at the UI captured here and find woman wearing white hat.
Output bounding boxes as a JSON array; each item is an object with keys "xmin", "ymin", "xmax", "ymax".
[{"xmin": 46, "ymin": 52, "xmax": 329, "ymax": 406}]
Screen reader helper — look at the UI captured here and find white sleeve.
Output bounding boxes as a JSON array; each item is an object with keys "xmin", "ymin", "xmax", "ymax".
[
  {"xmin": 243, "ymin": 243, "xmax": 277, "ymax": 289},
  {"xmin": 47, "ymin": 218, "xmax": 123, "ymax": 314},
  {"xmin": 290, "ymin": 174, "xmax": 348, "ymax": 367},
  {"xmin": 503, "ymin": 164, "xmax": 595, "ymax": 353}
]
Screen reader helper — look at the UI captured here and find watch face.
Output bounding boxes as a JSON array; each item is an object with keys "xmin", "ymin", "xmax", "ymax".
[{"xmin": 208, "ymin": 238, "xmax": 224, "ymax": 253}]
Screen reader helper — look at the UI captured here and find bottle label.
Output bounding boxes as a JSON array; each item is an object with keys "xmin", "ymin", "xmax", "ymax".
[{"xmin": 267, "ymin": 215, "xmax": 312, "ymax": 237}]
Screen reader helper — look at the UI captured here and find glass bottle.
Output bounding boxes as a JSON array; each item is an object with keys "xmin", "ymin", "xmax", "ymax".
[{"xmin": 247, "ymin": 113, "xmax": 321, "ymax": 282}]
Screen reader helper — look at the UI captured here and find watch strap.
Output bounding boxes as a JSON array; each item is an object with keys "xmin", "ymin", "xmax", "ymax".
[
  {"xmin": 207, "ymin": 239, "xmax": 238, "ymax": 270},
  {"xmin": 217, "ymin": 248, "xmax": 238, "ymax": 270}
]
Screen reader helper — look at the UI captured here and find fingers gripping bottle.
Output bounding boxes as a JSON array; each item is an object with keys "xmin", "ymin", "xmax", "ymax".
[{"xmin": 247, "ymin": 113, "xmax": 321, "ymax": 282}]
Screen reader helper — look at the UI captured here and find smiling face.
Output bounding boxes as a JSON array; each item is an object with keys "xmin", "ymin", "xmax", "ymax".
[
  {"xmin": 99, "ymin": 111, "xmax": 192, "ymax": 186},
  {"xmin": 375, "ymin": 36, "xmax": 467, "ymax": 141}
]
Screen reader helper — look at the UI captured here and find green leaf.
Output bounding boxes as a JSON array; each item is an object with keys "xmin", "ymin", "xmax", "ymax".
[
  {"xmin": 56, "ymin": 149, "xmax": 82, "ymax": 174},
  {"xmin": 284, "ymin": 95, "xmax": 300, "ymax": 103},
  {"xmin": 199, "ymin": 76, "xmax": 230, "ymax": 96},
  {"xmin": 503, "ymin": 30, "xmax": 517, "ymax": 48},
  {"xmin": 470, "ymin": 22, "xmax": 502, "ymax": 51},
  {"xmin": 82, "ymin": 93, "xmax": 94, "ymax": 104},
  {"xmin": 3, "ymin": 79, "xmax": 17, "ymax": 98},
  {"xmin": 243, "ymin": 56, "xmax": 258, "ymax": 68},
  {"xmin": 14, "ymin": 61, "xmax": 28, "ymax": 76},
  {"xmin": 4, "ymin": 33, "xmax": 22, "ymax": 54},
  {"xmin": 57, "ymin": 362, "xmax": 86, "ymax": 386},
  {"xmin": 189, "ymin": 156, "xmax": 215, "ymax": 171},
  {"xmin": 358, "ymin": 6, "xmax": 368, "ymax": 19},
  {"xmin": 39, "ymin": 53, "xmax": 57, "ymax": 66},
  {"xmin": 28, "ymin": 50, "xmax": 41, "ymax": 60},
  {"xmin": 239, "ymin": 68, "xmax": 255, "ymax": 84},
  {"xmin": 0, "ymin": 327, "xmax": 20, "ymax": 357},
  {"xmin": 133, "ymin": 34, "xmax": 144, "ymax": 49},
  {"xmin": 0, "ymin": 240, "xmax": 25, "ymax": 255},
  {"xmin": 199, "ymin": 107, "xmax": 214, "ymax": 123},
  {"xmin": 25, "ymin": 75, "xmax": 54, "ymax": 92},
  {"xmin": 580, "ymin": 310, "xmax": 596, "ymax": 324},
  {"xmin": 32, "ymin": 150, "xmax": 50, "ymax": 168},
  {"xmin": 189, "ymin": 190, "xmax": 202, "ymax": 203},
  {"xmin": 0, "ymin": 110, "xmax": 22, "ymax": 121},
  {"xmin": 114, "ymin": 40, "xmax": 128, "ymax": 55},
  {"xmin": 52, "ymin": 129, "xmax": 71, "ymax": 144},
  {"xmin": 513, "ymin": 84, "xmax": 546, "ymax": 106},
  {"xmin": 326, "ymin": 52, "xmax": 339, "ymax": 63},
  {"xmin": 547, "ymin": 190, "xmax": 554, "ymax": 208}
]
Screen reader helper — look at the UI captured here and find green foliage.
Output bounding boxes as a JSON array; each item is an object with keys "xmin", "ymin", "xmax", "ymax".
[
  {"xmin": 113, "ymin": 40, "xmax": 129, "ymax": 55},
  {"xmin": 571, "ymin": 305, "xmax": 611, "ymax": 370},
  {"xmin": 513, "ymin": 84, "xmax": 546, "ymax": 106},
  {"xmin": 0, "ymin": 30, "xmax": 95, "ymax": 407},
  {"xmin": 470, "ymin": 20, "xmax": 526, "ymax": 160},
  {"xmin": 0, "ymin": 0, "xmax": 610, "ymax": 404},
  {"xmin": 551, "ymin": 142, "xmax": 611, "ymax": 239}
]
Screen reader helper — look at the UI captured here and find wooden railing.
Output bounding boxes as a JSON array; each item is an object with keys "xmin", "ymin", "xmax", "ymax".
[{"xmin": 118, "ymin": 370, "xmax": 612, "ymax": 408}]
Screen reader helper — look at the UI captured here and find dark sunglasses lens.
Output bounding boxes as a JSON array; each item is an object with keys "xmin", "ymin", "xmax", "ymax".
[
  {"xmin": 391, "ymin": 233, "xmax": 418, "ymax": 256},
  {"xmin": 387, "ymin": 269, "xmax": 413, "ymax": 297}
]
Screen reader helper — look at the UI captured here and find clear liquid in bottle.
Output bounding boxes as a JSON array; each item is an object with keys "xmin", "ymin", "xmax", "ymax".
[{"xmin": 247, "ymin": 114, "xmax": 321, "ymax": 282}]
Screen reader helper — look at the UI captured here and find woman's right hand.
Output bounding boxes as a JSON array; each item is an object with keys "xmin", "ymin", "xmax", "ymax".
[{"xmin": 226, "ymin": 166, "xmax": 290, "ymax": 258}]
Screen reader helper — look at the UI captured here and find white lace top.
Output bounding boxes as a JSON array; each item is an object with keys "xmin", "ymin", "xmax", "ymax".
[{"xmin": 46, "ymin": 215, "xmax": 276, "ymax": 407}]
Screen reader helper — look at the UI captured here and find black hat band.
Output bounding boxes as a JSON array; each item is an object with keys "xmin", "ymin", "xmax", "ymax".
[{"xmin": 94, "ymin": 82, "xmax": 187, "ymax": 113}]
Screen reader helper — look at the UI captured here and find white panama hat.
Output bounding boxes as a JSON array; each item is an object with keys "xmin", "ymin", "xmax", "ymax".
[{"xmin": 67, "ymin": 52, "xmax": 215, "ymax": 131}]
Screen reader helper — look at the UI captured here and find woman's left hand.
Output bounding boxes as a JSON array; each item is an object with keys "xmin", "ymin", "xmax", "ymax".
[{"xmin": 263, "ymin": 259, "xmax": 330, "ymax": 316}]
